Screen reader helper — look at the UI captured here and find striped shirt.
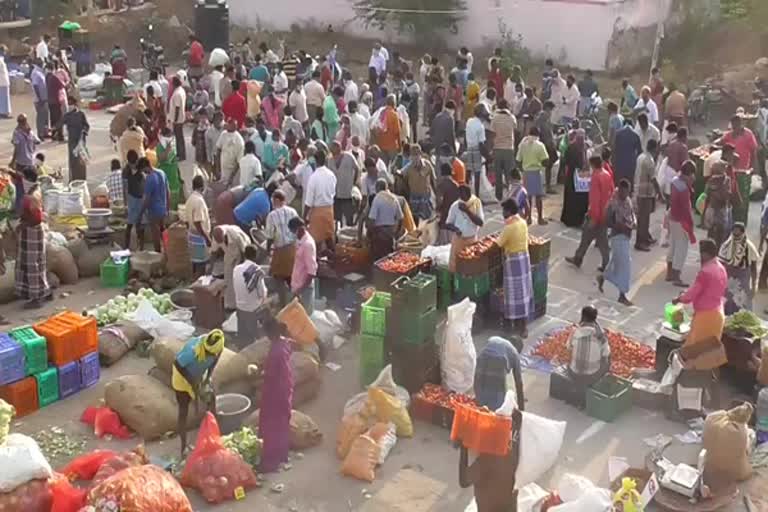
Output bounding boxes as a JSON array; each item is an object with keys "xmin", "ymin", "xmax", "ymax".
[
  {"xmin": 265, "ymin": 205, "xmax": 299, "ymax": 248},
  {"xmin": 283, "ymin": 57, "xmax": 299, "ymax": 86}
]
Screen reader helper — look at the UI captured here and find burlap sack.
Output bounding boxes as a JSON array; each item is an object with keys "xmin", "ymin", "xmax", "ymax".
[
  {"xmin": 104, "ymin": 375, "xmax": 203, "ymax": 440},
  {"xmin": 46, "ymin": 244, "xmax": 79, "ymax": 284},
  {"xmin": 0, "ymin": 266, "xmax": 15, "ymax": 304},
  {"xmin": 150, "ymin": 337, "xmax": 240, "ymax": 388},
  {"xmin": 47, "ymin": 272, "xmax": 60, "ymax": 290},
  {"xmin": 703, "ymin": 403, "xmax": 754, "ymax": 483},
  {"xmin": 99, "ymin": 322, "xmax": 152, "ymax": 366},
  {"xmin": 252, "ymin": 373, "xmax": 320, "ymax": 408},
  {"xmin": 148, "ymin": 366, "xmax": 172, "ymax": 388},
  {"xmin": 76, "ymin": 243, "xmax": 113, "ymax": 278},
  {"xmin": 245, "ymin": 409, "xmax": 323, "ymax": 450}
]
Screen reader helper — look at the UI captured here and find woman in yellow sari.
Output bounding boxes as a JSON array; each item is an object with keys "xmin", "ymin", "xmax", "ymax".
[{"xmin": 464, "ymin": 74, "xmax": 481, "ymax": 122}]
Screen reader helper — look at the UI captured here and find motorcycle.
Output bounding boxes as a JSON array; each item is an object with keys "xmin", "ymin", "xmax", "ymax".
[
  {"xmin": 139, "ymin": 24, "xmax": 166, "ymax": 74},
  {"xmin": 688, "ymin": 83, "xmax": 724, "ymax": 125}
]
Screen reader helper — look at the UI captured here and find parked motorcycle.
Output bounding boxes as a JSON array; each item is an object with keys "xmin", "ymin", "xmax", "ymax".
[
  {"xmin": 139, "ymin": 24, "xmax": 165, "ymax": 74},
  {"xmin": 688, "ymin": 83, "xmax": 725, "ymax": 125}
]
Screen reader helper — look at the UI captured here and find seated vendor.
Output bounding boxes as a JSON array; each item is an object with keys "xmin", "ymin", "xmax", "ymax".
[
  {"xmin": 566, "ymin": 305, "xmax": 611, "ymax": 386},
  {"xmin": 172, "ymin": 329, "xmax": 225, "ymax": 456},
  {"xmin": 367, "ymin": 178, "xmax": 404, "ymax": 261},
  {"xmin": 474, "ymin": 336, "xmax": 525, "ymax": 412}
]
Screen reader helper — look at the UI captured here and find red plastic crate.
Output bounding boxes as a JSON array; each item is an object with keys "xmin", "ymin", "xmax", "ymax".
[{"xmin": 0, "ymin": 376, "xmax": 39, "ymax": 417}]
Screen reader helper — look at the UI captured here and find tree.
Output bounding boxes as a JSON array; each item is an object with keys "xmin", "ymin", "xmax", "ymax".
[{"xmin": 352, "ymin": 0, "xmax": 467, "ymax": 41}]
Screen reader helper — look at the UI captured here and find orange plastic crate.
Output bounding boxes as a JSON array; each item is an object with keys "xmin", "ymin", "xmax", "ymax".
[
  {"xmin": 34, "ymin": 311, "xmax": 98, "ymax": 365},
  {"xmin": 56, "ymin": 311, "xmax": 98, "ymax": 358},
  {"xmin": 0, "ymin": 376, "xmax": 39, "ymax": 417},
  {"xmin": 450, "ymin": 402, "xmax": 512, "ymax": 456}
]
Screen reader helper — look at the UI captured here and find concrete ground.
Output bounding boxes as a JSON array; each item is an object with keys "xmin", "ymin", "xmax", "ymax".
[{"xmin": 1, "ymin": 89, "xmax": 764, "ymax": 511}]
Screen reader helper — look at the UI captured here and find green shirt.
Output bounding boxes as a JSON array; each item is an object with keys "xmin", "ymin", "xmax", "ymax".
[{"xmin": 516, "ymin": 136, "xmax": 549, "ymax": 174}]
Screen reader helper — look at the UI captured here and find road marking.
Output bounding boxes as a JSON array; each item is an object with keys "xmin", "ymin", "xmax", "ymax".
[
  {"xmin": 627, "ymin": 259, "xmax": 666, "ymax": 301},
  {"xmin": 575, "ymin": 420, "xmax": 608, "ymax": 444}
]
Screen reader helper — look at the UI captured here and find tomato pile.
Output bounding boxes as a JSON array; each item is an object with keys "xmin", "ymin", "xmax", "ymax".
[
  {"xmin": 532, "ymin": 326, "xmax": 656, "ymax": 378},
  {"xmin": 688, "ymin": 145, "xmax": 711, "ymax": 159},
  {"xmin": 415, "ymin": 383, "xmax": 478, "ymax": 410},
  {"xmin": 529, "ymin": 235, "xmax": 548, "ymax": 246},
  {"xmin": 376, "ymin": 251, "xmax": 429, "ymax": 273},
  {"xmin": 458, "ymin": 234, "xmax": 499, "ymax": 259}
]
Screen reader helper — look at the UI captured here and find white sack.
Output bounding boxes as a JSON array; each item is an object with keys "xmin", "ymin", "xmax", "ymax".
[
  {"xmin": 0, "ymin": 434, "xmax": 53, "ymax": 493},
  {"xmin": 441, "ymin": 298, "xmax": 477, "ymax": 394}
]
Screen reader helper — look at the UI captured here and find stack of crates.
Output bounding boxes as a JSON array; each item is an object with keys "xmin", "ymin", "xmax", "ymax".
[
  {"xmin": 389, "ymin": 273, "xmax": 440, "ymax": 392},
  {"xmin": 454, "ymin": 243, "xmax": 500, "ymax": 302},
  {"xmin": 359, "ymin": 292, "xmax": 391, "ymax": 387},
  {"xmin": 434, "ymin": 266, "xmax": 453, "ymax": 310},
  {"xmin": 0, "ymin": 332, "xmax": 38, "ymax": 417},
  {"xmin": 10, "ymin": 326, "xmax": 57, "ymax": 408}
]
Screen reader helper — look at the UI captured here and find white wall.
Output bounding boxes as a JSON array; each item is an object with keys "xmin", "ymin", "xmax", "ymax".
[{"xmin": 227, "ymin": 0, "xmax": 670, "ymax": 70}]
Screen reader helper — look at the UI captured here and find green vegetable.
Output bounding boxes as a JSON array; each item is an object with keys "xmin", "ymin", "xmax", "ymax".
[
  {"xmin": 725, "ymin": 311, "xmax": 768, "ymax": 338},
  {"xmin": 221, "ymin": 426, "xmax": 263, "ymax": 469}
]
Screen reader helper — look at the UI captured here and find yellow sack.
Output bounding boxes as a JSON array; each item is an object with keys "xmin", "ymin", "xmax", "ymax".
[
  {"xmin": 340, "ymin": 434, "xmax": 380, "ymax": 482},
  {"xmin": 336, "ymin": 413, "xmax": 368, "ymax": 460},
  {"xmin": 368, "ymin": 387, "xmax": 413, "ymax": 437},
  {"xmin": 613, "ymin": 477, "xmax": 642, "ymax": 512}
]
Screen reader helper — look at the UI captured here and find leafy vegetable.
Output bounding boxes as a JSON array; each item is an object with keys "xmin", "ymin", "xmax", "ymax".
[
  {"xmin": 221, "ymin": 427, "xmax": 263, "ymax": 470},
  {"xmin": 725, "ymin": 311, "xmax": 768, "ymax": 338}
]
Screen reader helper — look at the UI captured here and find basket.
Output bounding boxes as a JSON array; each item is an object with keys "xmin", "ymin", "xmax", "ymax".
[
  {"xmin": 100, "ymin": 258, "xmax": 130, "ymax": 288},
  {"xmin": 392, "ymin": 307, "xmax": 438, "ymax": 346},
  {"xmin": 528, "ymin": 238, "xmax": 551, "ymax": 264},
  {"xmin": 34, "ymin": 367, "xmax": 59, "ymax": 407},
  {"xmin": 276, "ymin": 298, "xmax": 319, "ymax": 345},
  {"xmin": 0, "ymin": 333, "xmax": 25, "ymax": 386},
  {"xmin": 454, "ymin": 272, "xmax": 491, "ymax": 299},
  {"xmin": 391, "ymin": 273, "xmax": 437, "ymax": 314},
  {"xmin": 10, "ymin": 326, "xmax": 47, "ymax": 376},
  {"xmin": 0, "ymin": 376, "xmax": 38, "ymax": 417},
  {"xmin": 372, "ymin": 252, "xmax": 431, "ymax": 294},
  {"xmin": 334, "ymin": 242, "xmax": 371, "ymax": 274},
  {"xmin": 450, "ymin": 402, "xmax": 512, "ymax": 456},
  {"xmin": 586, "ymin": 374, "xmax": 632, "ymax": 422},
  {"xmin": 57, "ymin": 361, "xmax": 81, "ymax": 399},
  {"xmin": 361, "ymin": 292, "xmax": 391, "ymax": 337},
  {"xmin": 79, "ymin": 351, "xmax": 100, "ymax": 388}
]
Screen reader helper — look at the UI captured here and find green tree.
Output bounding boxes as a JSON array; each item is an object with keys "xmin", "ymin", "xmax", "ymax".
[{"xmin": 352, "ymin": 0, "xmax": 467, "ymax": 41}]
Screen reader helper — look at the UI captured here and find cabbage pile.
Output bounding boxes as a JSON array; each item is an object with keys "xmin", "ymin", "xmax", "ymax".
[{"xmin": 93, "ymin": 288, "xmax": 173, "ymax": 325}]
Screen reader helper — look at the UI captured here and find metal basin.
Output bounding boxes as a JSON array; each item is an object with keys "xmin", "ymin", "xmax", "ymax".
[
  {"xmin": 215, "ymin": 393, "xmax": 252, "ymax": 434},
  {"xmin": 84, "ymin": 208, "xmax": 112, "ymax": 230},
  {"xmin": 169, "ymin": 288, "xmax": 196, "ymax": 311}
]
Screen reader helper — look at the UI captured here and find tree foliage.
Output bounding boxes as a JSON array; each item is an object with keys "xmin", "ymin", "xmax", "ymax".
[
  {"xmin": 352, "ymin": 0, "xmax": 467, "ymax": 40},
  {"xmin": 721, "ymin": 0, "xmax": 768, "ymax": 29}
]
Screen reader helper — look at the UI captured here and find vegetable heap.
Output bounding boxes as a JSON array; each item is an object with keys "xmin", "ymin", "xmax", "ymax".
[
  {"xmin": 533, "ymin": 326, "xmax": 655, "ymax": 378},
  {"xmin": 725, "ymin": 310, "xmax": 768, "ymax": 338},
  {"xmin": 221, "ymin": 426, "xmax": 263, "ymax": 470},
  {"xmin": 528, "ymin": 235, "xmax": 549, "ymax": 246},
  {"xmin": 92, "ymin": 288, "xmax": 174, "ymax": 325},
  {"xmin": 376, "ymin": 252, "xmax": 429, "ymax": 274},
  {"xmin": 414, "ymin": 383, "xmax": 478, "ymax": 410},
  {"xmin": 0, "ymin": 399, "xmax": 13, "ymax": 445},
  {"xmin": 458, "ymin": 234, "xmax": 499, "ymax": 259}
]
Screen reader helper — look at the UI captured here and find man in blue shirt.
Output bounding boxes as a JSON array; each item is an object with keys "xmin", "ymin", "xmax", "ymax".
[
  {"xmin": 30, "ymin": 60, "xmax": 48, "ymax": 139},
  {"xmin": 138, "ymin": 157, "xmax": 169, "ymax": 252},
  {"xmin": 474, "ymin": 336, "xmax": 525, "ymax": 411},
  {"xmin": 613, "ymin": 119, "xmax": 643, "ymax": 185}
]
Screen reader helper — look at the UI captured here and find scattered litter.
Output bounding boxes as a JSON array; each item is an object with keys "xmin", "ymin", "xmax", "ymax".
[
  {"xmin": 295, "ymin": 452, "xmax": 304, "ymax": 459},
  {"xmin": 332, "ymin": 335, "xmax": 347, "ymax": 349},
  {"xmin": 325, "ymin": 362, "xmax": 342, "ymax": 372},
  {"xmin": 281, "ymin": 462, "xmax": 293, "ymax": 471},
  {"xmin": 643, "ymin": 433, "xmax": 673, "ymax": 449},
  {"xmin": 675, "ymin": 430, "xmax": 702, "ymax": 445},
  {"xmin": 271, "ymin": 483, "xmax": 285, "ymax": 493},
  {"xmin": 31, "ymin": 426, "xmax": 88, "ymax": 462},
  {"xmin": 364, "ymin": 493, "xmax": 372, "ymax": 499},
  {"xmin": 60, "ymin": 292, "xmax": 71, "ymax": 298}
]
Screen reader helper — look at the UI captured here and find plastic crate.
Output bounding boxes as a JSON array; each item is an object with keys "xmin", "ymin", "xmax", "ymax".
[
  {"xmin": 391, "ymin": 273, "xmax": 437, "ymax": 314},
  {"xmin": 391, "ymin": 341, "xmax": 440, "ymax": 393},
  {"xmin": 0, "ymin": 376, "xmax": 38, "ymax": 417},
  {"xmin": 549, "ymin": 365, "xmax": 585, "ymax": 407},
  {"xmin": 0, "ymin": 333, "xmax": 25, "ymax": 386},
  {"xmin": 433, "ymin": 266, "xmax": 453, "ymax": 290},
  {"xmin": 437, "ymin": 287, "xmax": 453, "ymax": 310},
  {"xmin": 533, "ymin": 278, "xmax": 548, "ymax": 303},
  {"xmin": 372, "ymin": 252, "xmax": 431, "ymax": 294},
  {"xmin": 393, "ymin": 307, "xmax": 438, "ymax": 345},
  {"xmin": 57, "ymin": 361, "xmax": 81, "ymax": 399},
  {"xmin": 361, "ymin": 292, "xmax": 391, "ymax": 337},
  {"xmin": 35, "ymin": 311, "xmax": 98, "ymax": 365},
  {"xmin": 360, "ymin": 359, "xmax": 384, "ymax": 388},
  {"xmin": 454, "ymin": 272, "xmax": 491, "ymax": 299},
  {"xmin": 360, "ymin": 333, "xmax": 385, "ymax": 368},
  {"xmin": 489, "ymin": 288, "xmax": 504, "ymax": 314},
  {"xmin": 100, "ymin": 258, "xmax": 130, "ymax": 288},
  {"xmin": 586, "ymin": 374, "xmax": 633, "ymax": 422},
  {"xmin": 528, "ymin": 238, "xmax": 551, "ymax": 264},
  {"xmin": 10, "ymin": 326, "xmax": 47, "ymax": 376},
  {"xmin": 34, "ymin": 367, "xmax": 59, "ymax": 407},
  {"xmin": 79, "ymin": 351, "xmax": 100, "ymax": 388}
]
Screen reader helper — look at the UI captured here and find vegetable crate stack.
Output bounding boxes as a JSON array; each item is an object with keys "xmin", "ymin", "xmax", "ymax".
[
  {"xmin": 433, "ymin": 266, "xmax": 453, "ymax": 310},
  {"xmin": 0, "ymin": 311, "xmax": 101, "ymax": 417},
  {"xmin": 360, "ymin": 291, "xmax": 391, "ymax": 387},
  {"xmin": 528, "ymin": 236, "xmax": 551, "ymax": 321},
  {"xmin": 372, "ymin": 251, "xmax": 432, "ymax": 294},
  {"xmin": 389, "ymin": 273, "xmax": 440, "ymax": 393},
  {"xmin": 454, "ymin": 234, "xmax": 501, "ymax": 302}
]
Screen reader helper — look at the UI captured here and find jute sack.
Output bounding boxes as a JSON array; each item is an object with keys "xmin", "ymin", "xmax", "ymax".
[
  {"xmin": 76, "ymin": 243, "xmax": 113, "ymax": 278},
  {"xmin": 245, "ymin": 409, "xmax": 323, "ymax": 450},
  {"xmin": 150, "ymin": 337, "xmax": 241, "ymax": 388},
  {"xmin": 99, "ymin": 322, "xmax": 152, "ymax": 366},
  {"xmin": 104, "ymin": 375, "xmax": 203, "ymax": 440},
  {"xmin": 703, "ymin": 402, "xmax": 754, "ymax": 483},
  {"xmin": 46, "ymin": 243, "xmax": 78, "ymax": 284}
]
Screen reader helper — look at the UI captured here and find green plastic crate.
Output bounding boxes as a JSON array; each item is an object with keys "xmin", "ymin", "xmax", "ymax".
[
  {"xmin": 437, "ymin": 287, "xmax": 452, "ymax": 310},
  {"xmin": 586, "ymin": 374, "xmax": 632, "ymax": 422},
  {"xmin": 454, "ymin": 272, "xmax": 491, "ymax": 299},
  {"xmin": 100, "ymin": 258, "xmax": 130, "ymax": 288},
  {"xmin": 360, "ymin": 333, "xmax": 385, "ymax": 367},
  {"xmin": 361, "ymin": 292, "xmax": 391, "ymax": 337},
  {"xmin": 391, "ymin": 273, "xmax": 437, "ymax": 314},
  {"xmin": 360, "ymin": 359, "xmax": 384, "ymax": 388},
  {"xmin": 394, "ymin": 307, "xmax": 438, "ymax": 345},
  {"xmin": 34, "ymin": 367, "xmax": 59, "ymax": 407},
  {"xmin": 10, "ymin": 326, "xmax": 47, "ymax": 375},
  {"xmin": 433, "ymin": 266, "xmax": 453, "ymax": 289},
  {"xmin": 533, "ymin": 279, "xmax": 548, "ymax": 303}
]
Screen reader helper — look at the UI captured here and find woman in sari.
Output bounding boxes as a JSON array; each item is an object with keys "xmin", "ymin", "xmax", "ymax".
[
  {"xmin": 560, "ymin": 127, "xmax": 589, "ymax": 227},
  {"xmin": 144, "ymin": 87, "xmax": 166, "ymax": 148},
  {"xmin": 157, "ymin": 127, "xmax": 182, "ymax": 210},
  {"xmin": 259, "ymin": 316, "xmax": 294, "ymax": 473},
  {"xmin": 497, "ymin": 197, "xmax": 532, "ymax": 338},
  {"xmin": 719, "ymin": 222, "xmax": 759, "ymax": 314},
  {"xmin": 110, "ymin": 45, "xmax": 128, "ymax": 77},
  {"xmin": 15, "ymin": 184, "xmax": 50, "ymax": 308}
]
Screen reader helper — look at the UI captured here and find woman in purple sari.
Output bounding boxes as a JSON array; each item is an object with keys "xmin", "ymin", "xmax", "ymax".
[{"xmin": 259, "ymin": 316, "xmax": 294, "ymax": 472}]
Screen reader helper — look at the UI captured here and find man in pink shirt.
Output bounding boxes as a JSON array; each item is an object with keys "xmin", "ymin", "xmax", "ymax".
[
  {"xmin": 289, "ymin": 217, "xmax": 318, "ymax": 315},
  {"xmin": 672, "ymin": 239, "xmax": 728, "ymax": 370},
  {"xmin": 566, "ymin": 155, "xmax": 613, "ymax": 270},
  {"xmin": 722, "ymin": 115, "xmax": 758, "ymax": 171}
]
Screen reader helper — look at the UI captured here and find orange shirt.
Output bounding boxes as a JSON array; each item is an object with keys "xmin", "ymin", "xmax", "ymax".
[
  {"xmin": 452, "ymin": 158, "xmax": 466, "ymax": 184},
  {"xmin": 377, "ymin": 107, "xmax": 401, "ymax": 152}
]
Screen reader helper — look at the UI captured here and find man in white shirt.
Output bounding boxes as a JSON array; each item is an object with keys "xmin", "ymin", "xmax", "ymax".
[
  {"xmin": 464, "ymin": 104, "xmax": 488, "ymax": 196},
  {"xmin": 265, "ymin": 189, "xmax": 299, "ymax": 305},
  {"xmin": 288, "ymin": 82, "xmax": 308, "ymax": 125},
  {"xmin": 304, "ymin": 150, "xmax": 337, "ymax": 252},
  {"xmin": 144, "ymin": 70, "xmax": 162, "ymax": 99},
  {"xmin": 184, "ymin": 175, "xmax": 212, "ymax": 274},
  {"xmin": 168, "ymin": 76, "xmax": 187, "ymax": 161},
  {"xmin": 232, "ymin": 244, "xmax": 269, "ymax": 341},
  {"xmin": 633, "ymin": 86, "xmax": 660, "ymax": 126},
  {"xmin": 343, "ymin": 72, "xmax": 359, "ymax": 106},
  {"xmin": 304, "ymin": 71, "xmax": 326, "ymax": 123},
  {"xmin": 282, "ymin": 108, "xmax": 305, "ymax": 142},
  {"xmin": 239, "ymin": 140, "xmax": 263, "ymax": 188},
  {"xmin": 217, "ymin": 118, "xmax": 245, "ymax": 186},
  {"xmin": 35, "ymin": 35, "xmax": 50, "ymax": 62},
  {"xmin": 348, "ymin": 100, "xmax": 369, "ymax": 146},
  {"xmin": 369, "ymin": 45, "xmax": 387, "ymax": 82},
  {"xmin": 553, "ymin": 74, "xmax": 580, "ymax": 125},
  {"xmin": 272, "ymin": 62, "xmax": 289, "ymax": 101},
  {"xmin": 634, "ymin": 113, "xmax": 660, "ymax": 153},
  {"xmin": 291, "ymin": 145, "xmax": 316, "ymax": 213},
  {"xmin": 209, "ymin": 65, "xmax": 225, "ymax": 108},
  {"xmin": 0, "ymin": 45, "xmax": 11, "ymax": 119}
]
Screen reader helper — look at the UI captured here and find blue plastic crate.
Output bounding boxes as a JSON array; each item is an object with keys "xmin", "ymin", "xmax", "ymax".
[
  {"xmin": 0, "ymin": 333, "xmax": 25, "ymax": 386},
  {"xmin": 57, "ymin": 361, "xmax": 80, "ymax": 398},
  {"xmin": 79, "ymin": 351, "xmax": 100, "ymax": 389}
]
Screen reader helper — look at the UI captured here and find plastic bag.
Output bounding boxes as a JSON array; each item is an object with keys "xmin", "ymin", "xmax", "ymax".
[
  {"xmin": 421, "ymin": 245, "xmax": 451, "ymax": 267},
  {"xmin": 368, "ymin": 387, "xmax": 413, "ymax": 437},
  {"xmin": 368, "ymin": 364, "xmax": 397, "ymax": 396},
  {"xmin": 336, "ymin": 413, "xmax": 368, "ymax": 459},
  {"xmin": 340, "ymin": 435, "xmax": 379, "ymax": 482},
  {"xmin": 81, "ymin": 406, "xmax": 133, "ymax": 439},
  {"xmin": 128, "ymin": 298, "xmax": 195, "ymax": 340},
  {"xmin": 660, "ymin": 351, "xmax": 683, "ymax": 390},
  {"xmin": 208, "ymin": 48, "xmax": 230, "ymax": 67},
  {"xmin": 441, "ymin": 298, "xmax": 477, "ymax": 394},
  {"xmin": 343, "ymin": 385, "xmax": 410, "ymax": 418},
  {"xmin": 87, "ymin": 465, "xmax": 193, "ymax": 512},
  {"xmin": 477, "ymin": 165, "xmax": 498, "ymax": 204},
  {"xmin": 180, "ymin": 412, "xmax": 258, "ymax": 503},
  {"xmin": 222, "ymin": 312, "xmax": 238, "ymax": 333},
  {"xmin": 310, "ymin": 309, "xmax": 344, "ymax": 345},
  {"xmin": 517, "ymin": 412, "xmax": 567, "ymax": 487},
  {"xmin": 0, "ymin": 434, "xmax": 54, "ymax": 493},
  {"xmin": 367, "ymin": 422, "xmax": 397, "ymax": 464}
]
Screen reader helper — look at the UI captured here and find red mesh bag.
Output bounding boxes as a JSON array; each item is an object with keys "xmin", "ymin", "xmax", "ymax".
[
  {"xmin": 50, "ymin": 474, "xmax": 87, "ymax": 512},
  {"xmin": 87, "ymin": 465, "xmax": 192, "ymax": 512},
  {"xmin": 59, "ymin": 450, "xmax": 119, "ymax": 480},
  {"xmin": 180, "ymin": 412, "xmax": 258, "ymax": 503}
]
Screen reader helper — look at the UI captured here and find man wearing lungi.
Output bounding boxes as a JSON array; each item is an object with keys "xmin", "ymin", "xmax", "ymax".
[
  {"xmin": 496, "ymin": 197, "xmax": 532, "ymax": 338},
  {"xmin": 367, "ymin": 179, "xmax": 404, "ymax": 261},
  {"xmin": 304, "ymin": 150, "xmax": 337, "ymax": 255},
  {"xmin": 445, "ymin": 185, "xmax": 484, "ymax": 272},
  {"xmin": 598, "ymin": 179, "xmax": 637, "ymax": 306},
  {"xmin": 265, "ymin": 189, "xmax": 299, "ymax": 306},
  {"xmin": 212, "ymin": 224, "xmax": 251, "ymax": 310},
  {"xmin": 185, "ymin": 176, "xmax": 212, "ymax": 277}
]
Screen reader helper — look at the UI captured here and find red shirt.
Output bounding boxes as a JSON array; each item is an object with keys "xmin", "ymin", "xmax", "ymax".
[
  {"xmin": 488, "ymin": 70, "xmax": 504, "ymax": 99},
  {"xmin": 188, "ymin": 41, "xmax": 204, "ymax": 67},
  {"xmin": 722, "ymin": 128, "xmax": 758, "ymax": 170},
  {"xmin": 602, "ymin": 162, "xmax": 615, "ymax": 183},
  {"xmin": 320, "ymin": 67, "xmax": 333, "ymax": 92},
  {"xmin": 588, "ymin": 168, "xmax": 614, "ymax": 225},
  {"xmin": 222, "ymin": 92, "xmax": 247, "ymax": 129},
  {"xmin": 669, "ymin": 176, "xmax": 696, "ymax": 242}
]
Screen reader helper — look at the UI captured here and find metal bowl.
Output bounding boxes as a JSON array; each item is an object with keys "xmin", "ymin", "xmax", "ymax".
[
  {"xmin": 169, "ymin": 288, "xmax": 196, "ymax": 310},
  {"xmin": 84, "ymin": 208, "xmax": 112, "ymax": 231}
]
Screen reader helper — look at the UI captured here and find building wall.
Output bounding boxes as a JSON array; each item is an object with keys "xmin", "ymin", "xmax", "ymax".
[{"xmin": 227, "ymin": 0, "xmax": 674, "ymax": 70}]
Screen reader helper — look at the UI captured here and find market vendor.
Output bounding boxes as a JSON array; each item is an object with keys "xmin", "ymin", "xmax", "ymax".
[
  {"xmin": 211, "ymin": 225, "xmax": 251, "ymax": 311},
  {"xmin": 474, "ymin": 336, "xmax": 525, "ymax": 412},
  {"xmin": 672, "ymin": 239, "xmax": 728, "ymax": 370},
  {"xmin": 497, "ymin": 198, "xmax": 531, "ymax": 338},
  {"xmin": 446, "ymin": 184, "xmax": 484, "ymax": 272},
  {"xmin": 367, "ymin": 179, "xmax": 404, "ymax": 261},
  {"xmin": 566, "ymin": 305, "xmax": 611, "ymax": 387},
  {"xmin": 233, "ymin": 245, "xmax": 269, "ymax": 341},
  {"xmin": 172, "ymin": 329, "xmax": 225, "ymax": 456},
  {"xmin": 719, "ymin": 222, "xmax": 759, "ymax": 314},
  {"xmin": 185, "ymin": 175, "xmax": 212, "ymax": 277},
  {"xmin": 265, "ymin": 189, "xmax": 299, "ymax": 306}
]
